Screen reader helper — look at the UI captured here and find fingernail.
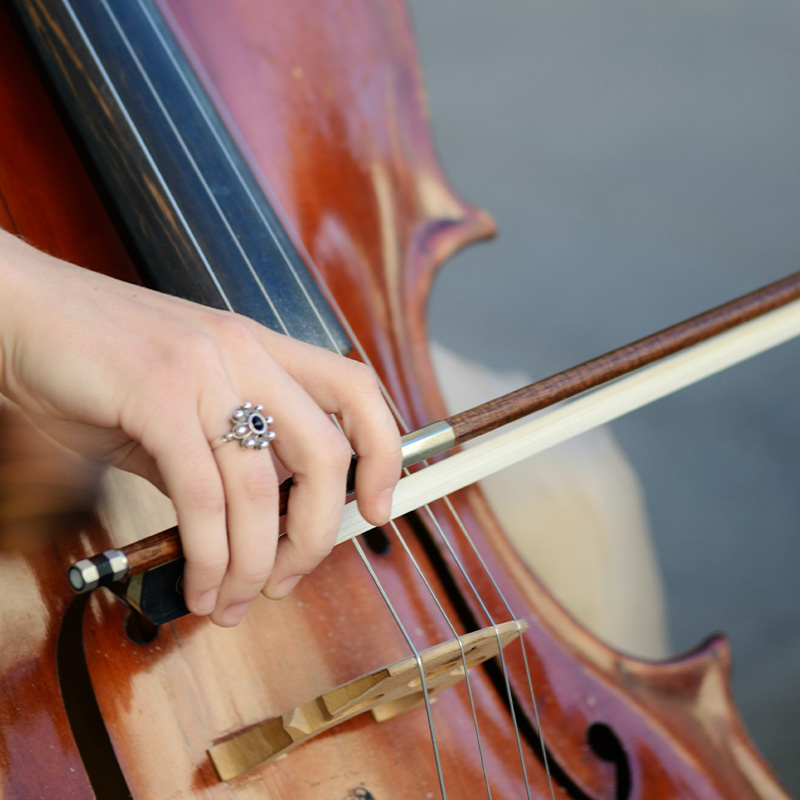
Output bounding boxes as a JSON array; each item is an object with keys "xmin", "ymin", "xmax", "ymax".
[
  {"xmin": 377, "ymin": 489, "xmax": 394, "ymax": 523},
  {"xmin": 218, "ymin": 602, "xmax": 249, "ymax": 627},
  {"xmin": 265, "ymin": 575, "xmax": 301, "ymax": 601},
  {"xmin": 194, "ymin": 589, "xmax": 218, "ymax": 616}
]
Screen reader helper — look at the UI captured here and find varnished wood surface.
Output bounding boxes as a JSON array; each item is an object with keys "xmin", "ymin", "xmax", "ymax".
[
  {"xmin": 0, "ymin": 1, "xmax": 793, "ymax": 798},
  {"xmin": 0, "ymin": 5, "xmax": 135, "ymax": 796}
]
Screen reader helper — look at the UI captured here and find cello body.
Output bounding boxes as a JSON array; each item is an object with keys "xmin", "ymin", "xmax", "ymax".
[{"xmin": 0, "ymin": 1, "xmax": 791, "ymax": 798}]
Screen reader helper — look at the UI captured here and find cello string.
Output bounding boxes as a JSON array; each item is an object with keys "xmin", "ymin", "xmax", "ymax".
[
  {"xmin": 136, "ymin": 0, "xmax": 347, "ymax": 347},
  {"xmin": 59, "ymin": 0, "xmax": 236, "ymax": 315},
  {"xmin": 83, "ymin": 0, "xmax": 545, "ymax": 790},
  {"xmin": 438, "ymin": 496, "xmax": 556, "ymax": 799},
  {"xmin": 418, "ymin": 501, "xmax": 539, "ymax": 799},
  {"xmin": 375, "ymin": 518, "xmax": 496, "ymax": 799},
  {"xmin": 91, "ymin": 2, "xmax": 460, "ymax": 791},
  {"xmin": 351, "ymin": 537, "xmax": 449, "ymax": 800},
  {"xmin": 142, "ymin": 1, "xmax": 548, "ymax": 790}
]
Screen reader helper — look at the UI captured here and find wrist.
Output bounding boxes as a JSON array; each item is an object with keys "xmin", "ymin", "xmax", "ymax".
[{"xmin": 0, "ymin": 229, "xmax": 49, "ymax": 402}]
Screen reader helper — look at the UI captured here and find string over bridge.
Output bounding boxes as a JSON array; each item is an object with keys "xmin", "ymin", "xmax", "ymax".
[{"xmin": 208, "ymin": 620, "xmax": 528, "ymax": 780}]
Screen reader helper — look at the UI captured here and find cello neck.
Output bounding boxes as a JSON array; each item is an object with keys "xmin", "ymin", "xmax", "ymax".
[{"xmin": 9, "ymin": 0, "xmax": 350, "ymax": 353}]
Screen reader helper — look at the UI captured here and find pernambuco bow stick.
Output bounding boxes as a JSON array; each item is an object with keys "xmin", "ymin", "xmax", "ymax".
[{"xmin": 69, "ymin": 271, "xmax": 800, "ymax": 593}]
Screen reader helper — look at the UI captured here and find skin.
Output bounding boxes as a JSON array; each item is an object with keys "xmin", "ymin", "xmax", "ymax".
[{"xmin": 0, "ymin": 229, "xmax": 401, "ymax": 627}]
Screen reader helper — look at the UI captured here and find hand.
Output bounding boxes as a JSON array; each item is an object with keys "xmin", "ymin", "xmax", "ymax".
[{"xmin": 0, "ymin": 230, "xmax": 401, "ymax": 626}]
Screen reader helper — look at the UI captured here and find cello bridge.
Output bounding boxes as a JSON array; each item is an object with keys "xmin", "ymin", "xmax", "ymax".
[{"xmin": 208, "ymin": 619, "xmax": 528, "ymax": 781}]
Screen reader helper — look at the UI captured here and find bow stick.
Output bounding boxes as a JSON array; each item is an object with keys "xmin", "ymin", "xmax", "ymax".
[{"xmin": 69, "ymin": 271, "xmax": 800, "ymax": 593}]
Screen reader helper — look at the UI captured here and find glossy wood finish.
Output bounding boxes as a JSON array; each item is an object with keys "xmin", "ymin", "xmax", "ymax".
[
  {"xmin": 9, "ymin": 0, "xmax": 350, "ymax": 352},
  {"xmin": 0, "ymin": 5, "xmax": 134, "ymax": 796},
  {"xmin": 0, "ymin": 1, "xmax": 792, "ymax": 798}
]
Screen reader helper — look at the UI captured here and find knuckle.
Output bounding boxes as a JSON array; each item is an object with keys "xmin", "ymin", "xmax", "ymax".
[
  {"xmin": 316, "ymin": 429, "xmax": 352, "ymax": 474},
  {"xmin": 188, "ymin": 550, "xmax": 229, "ymax": 584},
  {"xmin": 179, "ymin": 329, "xmax": 222, "ymax": 367},
  {"xmin": 146, "ymin": 335, "xmax": 224, "ymax": 397},
  {"xmin": 347, "ymin": 361, "xmax": 382, "ymax": 399},
  {"xmin": 231, "ymin": 563, "xmax": 272, "ymax": 590},
  {"xmin": 238, "ymin": 462, "xmax": 278, "ymax": 505},
  {"xmin": 184, "ymin": 478, "xmax": 226, "ymax": 517},
  {"xmin": 210, "ymin": 314, "xmax": 259, "ymax": 352}
]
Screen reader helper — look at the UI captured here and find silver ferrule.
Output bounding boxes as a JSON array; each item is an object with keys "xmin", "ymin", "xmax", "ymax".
[
  {"xmin": 68, "ymin": 559, "xmax": 100, "ymax": 593},
  {"xmin": 67, "ymin": 548, "xmax": 129, "ymax": 593},
  {"xmin": 400, "ymin": 421, "xmax": 456, "ymax": 468},
  {"xmin": 105, "ymin": 549, "xmax": 130, "ymax": 581}
]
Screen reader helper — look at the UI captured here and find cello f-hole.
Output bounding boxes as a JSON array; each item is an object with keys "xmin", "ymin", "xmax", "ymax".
[
  {"xmin": 123, "ymin": 608, "xmax": 159, "ymax": 646},
  {"xmin": 56, "ymin": 594, "xmax": 133, "ymax": 800},
  {"xmin": 587, "ymin": 723, "xmax": 631, "ymax": 800}
]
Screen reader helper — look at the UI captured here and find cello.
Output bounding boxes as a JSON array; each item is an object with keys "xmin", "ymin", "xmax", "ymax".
[{"xmin": 0, "ymin": 0, "xmax": 794, "ymax": 797}]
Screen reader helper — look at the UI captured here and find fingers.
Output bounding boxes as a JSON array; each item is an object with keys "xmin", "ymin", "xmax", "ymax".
[
  {"xmin": 252, "ymin": 328, "xmax": 402, "ymax": 526},
  {"xmin": 129, "ymin": 318, "xmax": 400, "ymax": 626},
  {"xmin": 210, "ymin": 339, "xmax": 399, "ymax": 608},
  {"xmin": 337, "ymin": 364, "xmax": 402, "ymax": 526},
  {"xmin": 208, "ymin": 441, "xmax": 279, "ymax": 626},
  {"xmin": 144, "ymin": 397, "xmax": 281, "ymax": 626},
  {"xmin": 261, "ymin": 406, "xmax": 352, "ymax": 599},
  {"xmin": 146, "ymin": 421, "xmax": 229, "ymax": 617}
]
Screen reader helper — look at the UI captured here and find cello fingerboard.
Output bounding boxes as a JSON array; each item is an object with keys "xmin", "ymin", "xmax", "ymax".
[{"xmin": 9, "ymin": 0, "xmax": 351, "ymax": 353}]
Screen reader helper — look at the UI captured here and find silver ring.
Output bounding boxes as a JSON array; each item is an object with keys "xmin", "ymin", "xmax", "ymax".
[{"xmin": 217, "ymin": 402, "xmax": 276, "ymax": 450}]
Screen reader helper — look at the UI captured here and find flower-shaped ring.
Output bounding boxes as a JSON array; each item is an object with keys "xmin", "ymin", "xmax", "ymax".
[{"xmin": 218, "ymin": 402, "xmax": 276, "ymax": 450}]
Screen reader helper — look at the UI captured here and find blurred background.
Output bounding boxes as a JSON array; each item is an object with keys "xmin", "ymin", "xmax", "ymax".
[{"xmin": 408, "ymin": 0, "xmax": 800, "ymax": 793}]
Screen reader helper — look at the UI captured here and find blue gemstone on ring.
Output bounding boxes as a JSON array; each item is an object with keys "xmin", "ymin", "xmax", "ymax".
[{"xmin": 223, "ymin": 403, "xmax": 275, "ymax": 449}]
